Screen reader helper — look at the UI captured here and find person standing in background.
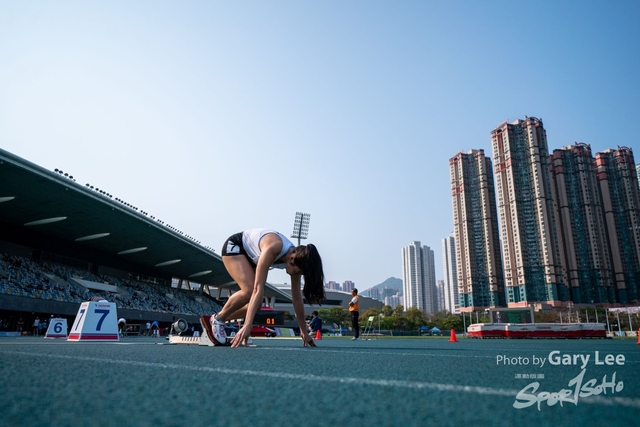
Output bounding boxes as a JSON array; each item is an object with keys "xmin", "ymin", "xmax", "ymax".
[
  {"xmin": 349, "ymin": 289, "xmax": 360, "ymax": 341},
  {"xmin": 151, "ymin": 320, "xmax": 160, "ymax": 337},
  {"xmin": 32, "ymin": 317, "xmax": 40, "ymax": 336},
  {"xmin": 38, "ymin": 318, "xmax": 47, "ymax": 336}
]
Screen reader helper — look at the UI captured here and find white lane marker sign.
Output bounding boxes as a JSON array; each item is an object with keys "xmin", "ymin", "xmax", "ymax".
[
  {"xmin": 68, "ymin": 301, "xmax": 119, "ymax": 341},
  {"xmin": 45, "ymin": 317, "xmax": 68, "ymax": 339}
]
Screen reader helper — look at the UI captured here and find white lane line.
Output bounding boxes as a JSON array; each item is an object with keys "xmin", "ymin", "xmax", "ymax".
[
  {"xmin": 256, "ymin": 347, "xmax": 495, "ymax": 358},
  {"xmin": 256, "ymin": 346, "xmax": 640, "ymax": 363},
  {"xmin": 0, "ymin": 341, "xmax": 159, "ymax": 346},
  {"xmin": 0, "ymin": 350, "xmax": 517, "ymax": 396},
  {"xmin": 2, "ymin": 350, "xmax": 639, "ymax": 408}
]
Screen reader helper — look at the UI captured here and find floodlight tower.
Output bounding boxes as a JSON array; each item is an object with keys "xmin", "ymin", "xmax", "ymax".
[{"xmin": 291, "ymin": 212, "xmax": 310, "ymax": 246}]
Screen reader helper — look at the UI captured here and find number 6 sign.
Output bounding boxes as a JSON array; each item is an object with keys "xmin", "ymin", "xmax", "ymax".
[
  {"xmin": 68, "ymin": 301, "xmax": 119, "ymax": 341},
  {"xmin": 45, "ymin": 317, "xmax": 68, "ymax": 339}
]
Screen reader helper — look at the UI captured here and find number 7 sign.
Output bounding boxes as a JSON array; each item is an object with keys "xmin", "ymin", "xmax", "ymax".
[{"xmin": 68, "ymin": 301, "xmax": 119, "ymax": 341}]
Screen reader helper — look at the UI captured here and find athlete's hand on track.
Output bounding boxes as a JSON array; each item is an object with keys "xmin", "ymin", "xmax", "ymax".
[
  {"xmin": 301, "ymin": 333, "xmax": 316, "ymax": 347},
  {"xmin": 231, "ymin": 325, "xmax": 251, "ymax": 348}
]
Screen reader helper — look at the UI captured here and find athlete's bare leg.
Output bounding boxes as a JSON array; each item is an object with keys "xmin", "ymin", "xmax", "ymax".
[
  {"xmin": 223, "ymin": 306, "xmax": 249, "ymax": 322},
  {"xmin": 216, "ymin": 255, "xmax": 255, "ymax": 322}
]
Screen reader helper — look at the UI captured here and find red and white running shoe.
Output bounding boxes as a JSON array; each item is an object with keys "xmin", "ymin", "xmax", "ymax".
[
  {"xmin": 200, "ymin": 314, "xmax": 228, "ymax": 346},
  {"xmin": 210, "ymin": 313, "xmax": 228, "ymax": 345}
]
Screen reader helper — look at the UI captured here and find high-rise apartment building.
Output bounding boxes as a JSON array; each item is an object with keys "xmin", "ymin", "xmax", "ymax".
[
  {"xmin": 436, "ymin": 280, "xmax": 445, "ymax": 312},
  {"xmin": 401, "ymin": 241, "xmax": 436, "ymax": 313},
  {"xmin": 441, "ymin": 233, "xmax": 460, "ymax": 313},
  {"xmin": 381, "ymin": 287, "xmax": 398, "ymax": 298},
  {"xmin": 325, "ymin": 281, "xmax": 341, "ymax": 291},
  {"xmin": 385, "ymin": 294, "xmax": 402, "ymax": 309},
  {"xmin": 450, "ymin": 149, "xmax": 505, "ymax": 311},
  {"xmin": 491, "ymin": 117, "xmax": 566, "ymax": 307},
  {"xmin": 550, "ymin": 143, "xmax": 612, "ymax": 304},
  {"xmin": 342, "ymin": 280, "xmax": 355, "ymax": 293},
  {"xmin": 595, "ymin": 147, "xmax": 640, "ymax": 304}
]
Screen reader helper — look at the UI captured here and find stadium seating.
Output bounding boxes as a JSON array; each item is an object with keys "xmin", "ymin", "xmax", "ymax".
[{"xmin": 0, "ymin": 253, "xmax": 222, "ymax": 316}]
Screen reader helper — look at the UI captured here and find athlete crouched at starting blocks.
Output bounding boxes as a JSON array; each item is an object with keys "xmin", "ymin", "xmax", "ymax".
[{"xmin": 202, "ymin": 229, "xmax": 325, "ymax": 348}]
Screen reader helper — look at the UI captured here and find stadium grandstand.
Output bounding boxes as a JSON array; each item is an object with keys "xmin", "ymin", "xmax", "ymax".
[
  {"xmin": 0, "ymin": 147, "xmax": 293, "ymax": 336},
  {"xmin": 272, "ymin": 286, "xmax": 383, "ymax": 317}
]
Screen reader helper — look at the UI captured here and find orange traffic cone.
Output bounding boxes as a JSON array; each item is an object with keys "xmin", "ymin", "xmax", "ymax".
[
  {"xmin": 449, "ymin": 329, "xmax": 458, "ymax": 342},
  {"xmin": 315, "ymin": 330, "xmax": 322, "ymax": 340}
]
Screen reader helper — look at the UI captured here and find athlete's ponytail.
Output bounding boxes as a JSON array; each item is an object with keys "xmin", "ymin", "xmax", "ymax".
[{"xmin": 294, "ymin": 244, "xmax": 325, "ymax": 305}]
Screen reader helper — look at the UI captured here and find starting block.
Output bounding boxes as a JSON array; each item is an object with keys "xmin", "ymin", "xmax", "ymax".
[
  {"xmin": 167, "ymin": 331, "xmax": 248, "ymax": 346},
  {"xmin": 166, "ymin": 315, "xmax": 252, "ymax": 346},
  {"xmin": 199, "ymin": 330, "xmax": 251, "ymax": 346},
  {"xmin": 168, "ymin": 335, "xmax": 201, "ymax": 345},
  {"xmin": 68, "ymin": 300, "xmax": 119, "ymax": 341},
  {"xmin": 45, "ymin": 317, "xmax": 68, "ymax": 339}
]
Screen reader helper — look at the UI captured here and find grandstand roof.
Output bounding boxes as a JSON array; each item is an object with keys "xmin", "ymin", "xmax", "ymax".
[{"xmin": 0, "ymin": 148, "xmax": 290, "ymax": 301}]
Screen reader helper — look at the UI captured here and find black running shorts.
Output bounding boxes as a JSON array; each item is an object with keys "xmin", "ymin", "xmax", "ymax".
[{"xmin": 221, "ymin": 232, "xmax": 246, "ymax": 257}]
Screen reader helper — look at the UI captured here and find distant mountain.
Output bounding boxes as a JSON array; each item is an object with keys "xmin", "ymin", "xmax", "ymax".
[{"xmin": 363, "ymin": 277, "xmax": 402, "ymax": 294}]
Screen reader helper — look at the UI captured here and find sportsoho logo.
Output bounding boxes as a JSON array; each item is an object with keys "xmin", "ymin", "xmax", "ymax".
[{"xmin": 496, "ymin": 351, "xmax": 626, "ymax": 410}]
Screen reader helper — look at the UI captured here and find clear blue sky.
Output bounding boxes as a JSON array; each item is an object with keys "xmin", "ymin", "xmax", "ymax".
[{"xmin": 1, "ymin": 1, "xmax": 639, "ymax": 290}]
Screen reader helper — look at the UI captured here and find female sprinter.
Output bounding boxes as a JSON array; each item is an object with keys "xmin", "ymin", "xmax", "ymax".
[{"xmin": 204, "ymin": 229, "xmax": 325, "ymax": 348}]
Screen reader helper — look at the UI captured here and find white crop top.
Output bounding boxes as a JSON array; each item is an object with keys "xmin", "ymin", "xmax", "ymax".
[{"xmin": 242, "ymin": 229, "xmax": 295, "ymax": 268}]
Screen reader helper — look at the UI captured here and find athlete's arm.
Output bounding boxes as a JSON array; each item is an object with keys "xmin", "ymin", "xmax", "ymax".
[{"xmin": 291, "ymin": 274, "xmax": 315, "ymax": 347}]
